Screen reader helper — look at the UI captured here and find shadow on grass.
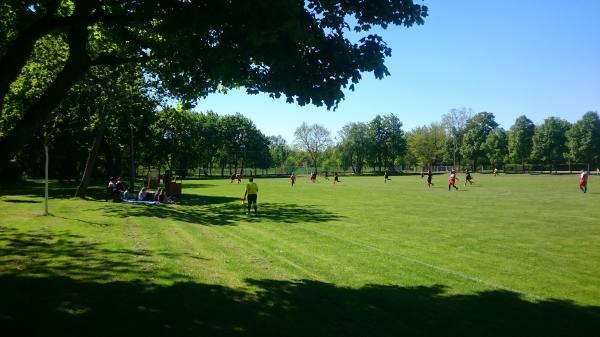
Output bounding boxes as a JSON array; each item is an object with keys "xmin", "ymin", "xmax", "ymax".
[
  {"xmin": 1, "ymin": 226, "xmax": 599, "ymax": 337},
  {"xmin": 0, "ymin": 227, "xmax": 194, "ymax": 284},
  {"xmin": 0, "ymin": 180, "xmax": 105, "ymax": 201},
  {"xmin": 181, "ymin": 182, "xmax": 218, "ymax": 189},
  {"xmin": 1, "ymin": 199, "xmax": 41, "ymax": 203},
  {"xmin": 106, "ymin": 194, "xmax": 343, "ymax": 226},
  {"xmin": 1, "ymin": 276, "xmax": 599, "ymax": 337},
  {"xmin": 0, "ymin": 180, "xmax": 215, "ymax": 202}
]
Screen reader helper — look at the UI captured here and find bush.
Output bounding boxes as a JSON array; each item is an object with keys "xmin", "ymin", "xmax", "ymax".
[{"xmin": 504, "ymin": 163, "xmax": 533, "ymax": 173}]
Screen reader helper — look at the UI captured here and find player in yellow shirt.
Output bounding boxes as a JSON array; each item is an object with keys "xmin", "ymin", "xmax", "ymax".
[{"xmin": 243, "ymin": 177, "xmax": 259, "ymax": 214}]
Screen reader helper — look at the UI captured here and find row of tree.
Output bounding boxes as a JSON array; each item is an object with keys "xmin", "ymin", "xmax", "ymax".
[
  {"xmin": 411, "ymin": 109, "xmax": 600, "ymax": 172},
  {"xmin": 290, "ymin": 109, "xmax": 600, "ymax": 174},
  {"xmin": 7, "ymin": 99, "xmax": 600, "ymax": 190},
  {"xmin": 294, "ymin": 114, "xmax": 406, "ymax": 174}
]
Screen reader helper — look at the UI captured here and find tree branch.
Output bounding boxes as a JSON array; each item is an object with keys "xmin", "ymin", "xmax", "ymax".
[
  {"xmin": 90, "ymin": 52, "xmax": 163, "ymax": 66},
  {"xmin": 0, "ymin": 15, "xmax": 75, "ymax": 110},
  {"xmin": 0, "ymin": 3, "xmax": 94, "ymax": 169}
]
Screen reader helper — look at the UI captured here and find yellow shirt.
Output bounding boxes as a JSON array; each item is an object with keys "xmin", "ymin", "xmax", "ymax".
[{"xmin": 246, "ymin": 182, "xmax": 258, "ymax": 195}]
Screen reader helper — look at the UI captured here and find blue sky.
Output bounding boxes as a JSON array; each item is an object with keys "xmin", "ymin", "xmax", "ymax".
[{"xmin": 195, "ymin": 0, "xmax": 600, "ymax": 144}]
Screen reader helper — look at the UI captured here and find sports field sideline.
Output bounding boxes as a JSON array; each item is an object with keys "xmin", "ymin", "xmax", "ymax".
[{"xmin": 1, "ymin": 173, "xmax": 599, "ymax": 336}]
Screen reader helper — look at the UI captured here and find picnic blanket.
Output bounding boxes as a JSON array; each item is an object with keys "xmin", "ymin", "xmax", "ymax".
[{"xmin": 125, "ymin": 200, "xmax": 161, "ymax": 205}]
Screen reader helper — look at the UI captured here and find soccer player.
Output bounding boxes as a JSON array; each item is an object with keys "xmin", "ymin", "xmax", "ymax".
[
  {"xmin": 426, "ymin": 169, "xmax": 433, "ymax": 187},
  {"xmin": 579, "ymin": 169, "xmax": 589, "ymax": 193},
  {"xmin": 464, "ymin": 169, "xmax": 473, "ymax": 186},
  {"xmin": 493, "ymin": 168, "xmax": 498, "ymax": 176},
  {"xmin": 384, "ymin": 169, "xmax": 390, "ymax": 183},
  {"xmin": 333, "ymin": 172, "xmax": 340, "ymax": 184},
  {"xmin": 244, "ymin": 177, "xmax": 259, "ymax": 213},
  {"xmin": 448, "ymin": 170, "xmax": 458, "ymax": 191},
  {"xmin": 236, "ymin": 172, "xmax": 242, "ymax": 184},
  {"xmin": 290, "ymin": 173, "xmax": 296, "ymax": 187}
]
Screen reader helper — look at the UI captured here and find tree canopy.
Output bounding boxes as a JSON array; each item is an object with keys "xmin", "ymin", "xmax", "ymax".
[
  {"xmin": 294, "ymin": 122, "xmax": 332, "ymax": 172},
  {"xmin": 531, "ymin": 117, "xmax": 570, "ymax": 170},
  {"xmin": 406, "ymin": 123, "xmax": 445, "ymax": 168},
  {"xmin": 0, "ymin": 0, "xmax": 428, "ymax": 169},
  {"xmin": 460, "ymin": 112, "xmax": 498, "ymax": 166},
  {"xmin": 566, "ymin": 111, "xmax": 600, "ymax": 169},
  {"xmin": 338, "ymin": 122, "xmax": 371, "ymax": 174},
  {"xmin": 508, "ymin": 115, "xmax": 535, "ymax": 169}
]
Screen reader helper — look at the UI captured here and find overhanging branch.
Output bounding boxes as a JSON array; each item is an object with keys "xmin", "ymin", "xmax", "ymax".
[{"xmin": 90, "ymin": 52, "xmax": 164, "ymax": 66}]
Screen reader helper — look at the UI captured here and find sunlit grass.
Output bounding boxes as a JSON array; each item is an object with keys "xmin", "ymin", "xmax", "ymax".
[{"xmin": 1, "ymin": 173, "xmax": 599, "ymax": 336}]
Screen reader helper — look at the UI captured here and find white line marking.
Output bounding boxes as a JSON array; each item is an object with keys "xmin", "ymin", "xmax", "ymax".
[{"xmin": 301, "ymin": 227, "xmax": 548, "ymax": 301}]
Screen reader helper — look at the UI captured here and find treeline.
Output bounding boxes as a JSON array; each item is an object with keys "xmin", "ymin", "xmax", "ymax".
[
  {"xmin": 4, "ymin": 92, "xmax": 600, "ymax": 186},
  {"xmin": 307, "ymin": 109, "xmax": 600, "ymax": 174},
  {"xmin": 404, "ymin": 109, "xmax": 600, "ymax": 172},
  {"xmin": 0, "ymin": 45, "xmax": 596, "ymax": 180}
]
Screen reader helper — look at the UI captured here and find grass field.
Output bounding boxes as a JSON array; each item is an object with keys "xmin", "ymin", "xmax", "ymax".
[{"xmin": 1, "ymin": 173, "xmax": 599, "ymax": 336}]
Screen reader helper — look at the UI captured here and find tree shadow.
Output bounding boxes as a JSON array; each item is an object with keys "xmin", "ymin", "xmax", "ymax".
[
  {"xmin": 176, "ymin": 193, "xmax": 240, "ymax": 206},
  {"xmin": 180, "ymin": 182, "xmax": 218, "ymax": 189},
  {"xmin": 0, "ymin": 226, "xmax": 598, "ymax": 337},
  {"xmin": 0, "ymin": 227, "xmax": 195, "ymax": 284},
  {"xmin": 0, "ymin": 199, "xmax": 41, "ymax": 203},
  {"xmin": 1, "ymin": 277, "xmax": 598, "ymax": 337},
  {"xmin": 106, "ymin": 201, "xmax": 343, "ymax": 226},
  {"xmin": 0, "ymin": 180, "xmax": 106, "ymax": 201}
]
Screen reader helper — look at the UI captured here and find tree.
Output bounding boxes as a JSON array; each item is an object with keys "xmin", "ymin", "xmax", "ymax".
[
  {"xmin": 12, "ymin": 60, "xmax": 155, "ymax": 192},
  {"xmin": 0, "ymin": 0, "xmax": 428, "ymax": 170},
  {"xmin": 338, "ymin": 122, "xmax": 371, "ymax": 174},
  {"xmin": 406, "ymin": 123, "xmax": 446, "ymax": 168},
  {"xmin": 196, "ymin": 111, "xmax": 223, "ymax": 176},
  {"xmin": 566, "ymin": 111, "xmax": 600, "ymax": 170},
  {"xmin": 483, "ymin": 128, "xmax": 508, "ymax": 168},
  {"xmin": 245, "ymin": 128, "xmax": 271, "ymax": 174},
  {"xmin": 367, "ymin": 115, "xmax": 385, "ymax": 171},
  {"xmin": 531, "ymin": 117, "xmax": 570, "ymax": 172},
  {"xmin": 508, "ymin": 115, "xmax": 535, "ymax": 170},
  {"xmin": 367, "ymin": 113, "xmax": 406, "ymax": 171},
  {"xmin": 381, "ymin": 114, "xmax": 406, "ymax": 169},
  {"xmin": 294, "ymin": 122, "xmax": 332, "ymax": 173},
  {"xmin": 320, "ymin": 147, "xmax": 341, "ymax": 174},
  {"xmin": 442, "ymin": 107, "xmax": 472, "ymax": 168},
  {"xmin": 216, "ymin": 113, "xmax": 262, "ymax": 176},
  {"xmin": 268, "ymin": 135, "xmax": 291, "ymax": 174},
  {"xmin": 74, "ymin": 65, "xmax": 155, "ymax": 197},
  {"xmin": 151, "ymin": 105, "xmax": 203, "ymax": 176},
  {"xmin": 460, "ymin": 112, "xmax": 498, "ymax": 168}
]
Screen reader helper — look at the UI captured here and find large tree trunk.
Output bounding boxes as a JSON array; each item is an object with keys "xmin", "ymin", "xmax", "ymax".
[
  {"xmin": 0, "ymin": 1, "xmax": 63, "ymax": 109},
  {"xmin": 0, "ymin": 24, "xmax": 91, "ymax": 172},
  {"xmin": 0, "ymin": 0, "xmax": 96, "ymax": 174},
  {"xmin": 75, "ymin": 105, "xmax": 107, "ymax": 198}
]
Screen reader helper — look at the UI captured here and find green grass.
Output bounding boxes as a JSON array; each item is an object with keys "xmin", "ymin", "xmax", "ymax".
[{"xmin": 1, "ymin": 174, "xmax": 599, "ymax": 336}]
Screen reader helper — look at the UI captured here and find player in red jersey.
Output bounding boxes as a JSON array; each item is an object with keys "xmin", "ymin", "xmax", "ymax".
[
  {"xmin": 290, "ymin": 173, "xmax": 297, "ymax": 187},
  {"xmin": 448, "ymin": 169, "xmax": 458, "ymax": 191},
  {"xmin": 579, "ymin": 169, "xmax": 589, "ymax": 193}
]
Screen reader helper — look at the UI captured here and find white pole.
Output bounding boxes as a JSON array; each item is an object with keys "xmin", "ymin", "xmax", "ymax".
[{"xmin": 44, "ymin": 143, "xmax": 49, "ymax": 216}]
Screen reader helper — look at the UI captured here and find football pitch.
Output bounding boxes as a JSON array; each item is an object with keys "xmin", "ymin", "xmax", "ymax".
[{"xmin": 1, "ymin": 173, "xmax": 599, "ymax": 336}]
